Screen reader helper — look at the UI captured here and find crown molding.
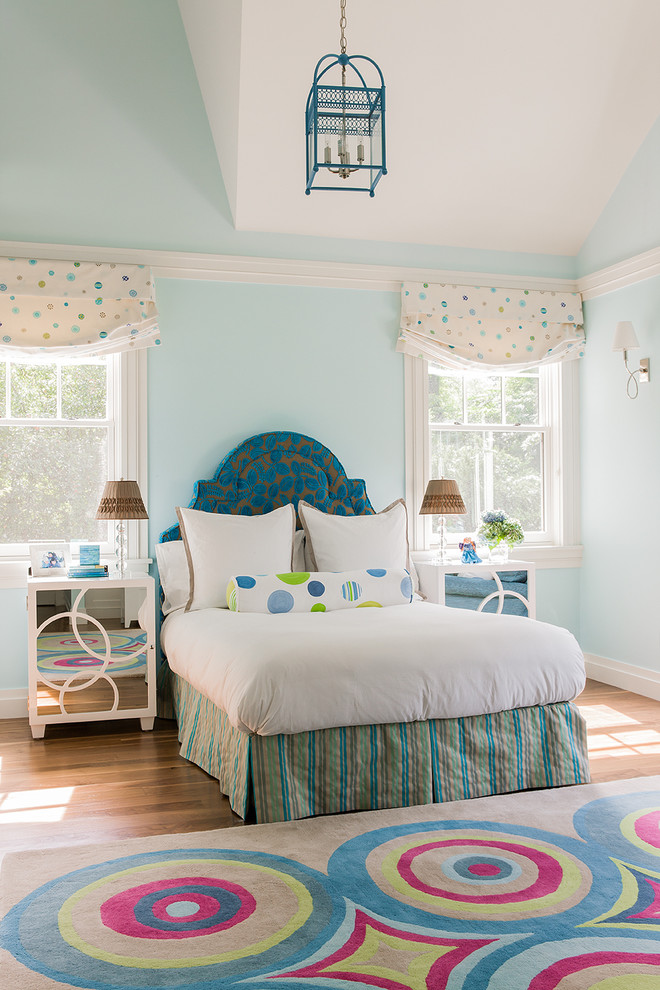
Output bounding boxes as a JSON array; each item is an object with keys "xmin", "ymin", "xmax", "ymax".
[
  {"xmin": 3, "ymin": 238, "xmax": 659, "ymax": 299},
  {"xmin": 576, "ymin": 245, "xmax": 660, "ymax": 300},
  {"xmin": 0, "ymin": 239, "xmax": 577, "ymax": 293}
]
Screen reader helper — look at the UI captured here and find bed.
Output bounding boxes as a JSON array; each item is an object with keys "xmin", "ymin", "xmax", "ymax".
[{"xmin": 158, "ymin": 430, "xmax": 590, "ymax": 823}]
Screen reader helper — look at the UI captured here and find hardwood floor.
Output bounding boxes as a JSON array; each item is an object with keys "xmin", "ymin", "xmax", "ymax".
[
  {"xmin": 0, "ymin": 715, "xmax": 244, "ymax": 858},
  {"xmin": 1, "ymin": 678, "xmax": 659, "ymax": 859},
  {"xmin": 575, "ymin": 679, "xmax": 660, "ymax": 782}
]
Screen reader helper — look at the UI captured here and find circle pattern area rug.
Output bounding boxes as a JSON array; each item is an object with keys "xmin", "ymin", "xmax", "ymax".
[{"xmin": 3, "ymin": 784, "xmax": 660, "ymax": 989}]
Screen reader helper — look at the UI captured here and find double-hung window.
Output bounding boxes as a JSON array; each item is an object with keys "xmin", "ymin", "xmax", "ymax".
[
  {"xmin": 430, "ymin": 364, "xmax": 546, "ymax": 537},
  {"xmin": 405, "ymin": 356, "xmax": 580, "ymax": 559},
  {"xmin": 0, "ymin": 350, "xmax": 147, "ymax": 582}
]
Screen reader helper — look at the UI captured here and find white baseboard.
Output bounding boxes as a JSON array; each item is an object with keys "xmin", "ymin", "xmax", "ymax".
[
  {"xmin": 0, "ymin": 690, "xmax": 27, "ymax": 720},
  {"xmin": 584, "ymin": 653, "xmax": 660, "ymax": 703}
]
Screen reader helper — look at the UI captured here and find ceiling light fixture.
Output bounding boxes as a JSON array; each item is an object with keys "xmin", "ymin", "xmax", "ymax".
[{"xmin": 305, "ymin": 0, "xmax": 386, "ymax": 196}]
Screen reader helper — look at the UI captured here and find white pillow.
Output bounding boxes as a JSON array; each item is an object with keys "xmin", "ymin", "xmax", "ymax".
[
  {"xmin": 298, "ymin": 499, "xmax": 414, "ymax": 576},
  {"xmin": 293, "ymin": 528, "xmax": 306, "ymax": 571},
  {"xmin": 155, "ymin": 540, "xmax": 190, "ymax": 615},
  {"xmin": 176, "ymin": 504, "xmax": 296, "ymax": 611}
]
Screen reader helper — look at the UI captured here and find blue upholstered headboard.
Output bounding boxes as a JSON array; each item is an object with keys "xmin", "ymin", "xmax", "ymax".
[{"xmin": 160, "ymin": 431, "xmax": 374, "ymax": 542}]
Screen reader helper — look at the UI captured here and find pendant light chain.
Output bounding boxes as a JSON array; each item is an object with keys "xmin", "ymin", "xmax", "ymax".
[
  {"xmin": 339, "ymin": 0, "xmax": 348, "ymax": 152},
  {"xmin": 339, "ymin": 0, "xmax": 348, "ymax": 53}
]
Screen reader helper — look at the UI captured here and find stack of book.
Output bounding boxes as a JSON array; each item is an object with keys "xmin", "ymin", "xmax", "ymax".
[{"xmin": 67, "ymin": 563, "xmax": 109, "ymax": 579}]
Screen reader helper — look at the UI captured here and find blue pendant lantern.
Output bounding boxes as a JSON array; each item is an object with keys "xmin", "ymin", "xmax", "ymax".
[{"xmin": 305, "ymin": 0, "xmax": 386, "ymax": 196}]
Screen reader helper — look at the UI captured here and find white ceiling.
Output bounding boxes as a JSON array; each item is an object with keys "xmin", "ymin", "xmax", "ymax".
[{"xmin": 179, "ymin": 0, "xmax": 660, "ymax": 256}]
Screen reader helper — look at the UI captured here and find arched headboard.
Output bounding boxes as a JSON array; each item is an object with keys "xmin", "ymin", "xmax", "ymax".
[{"xmin": 160, "ymin": 431, "xmax": 374, "ymax": 542}]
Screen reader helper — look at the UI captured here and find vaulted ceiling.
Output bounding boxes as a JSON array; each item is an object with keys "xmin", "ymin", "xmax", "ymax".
[{"xmin": 178, "ymin": 0, "xmax": 660, "ymax": 255}]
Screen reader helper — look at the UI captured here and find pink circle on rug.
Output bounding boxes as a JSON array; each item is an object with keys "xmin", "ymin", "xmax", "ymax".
[
  {"xmin": 398, "ymin": 838, "xmax": 563, "ymax": 903},
  {"xmin": 100, "ymin": 876, "xmax": 256, "ymax": 939},
  {"xmin": 528, "ymin": 950, "xmax": 660, "ymax": 989},
  {"xmin": 467, "ymin": 863, "xmax": 501, "ymax": 876},
  {"xmin": 53, "ymin": 657, "xmax": 100, "ymax": 667},
  {"xmin": 634, "ymin": 810, "xmax": 660, "ymax": 849}
]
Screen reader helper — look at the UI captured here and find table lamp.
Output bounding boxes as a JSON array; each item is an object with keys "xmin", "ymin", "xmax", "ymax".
[
  {"xmin": 96, "ymin": 479, "xmax": 148, "ymax": 576},
  {"xmin": 419, "ymin": 479, "xmax": 466, "ymax": 562}
]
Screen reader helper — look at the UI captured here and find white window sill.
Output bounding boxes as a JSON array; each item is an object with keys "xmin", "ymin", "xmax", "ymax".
[
  {"xmin": 411, "ymin": 545, "xmax": 583, "ymax": 570},
  {"xmin": 0, "ymin": 558, "xmax": 153, "ymax": 589}
]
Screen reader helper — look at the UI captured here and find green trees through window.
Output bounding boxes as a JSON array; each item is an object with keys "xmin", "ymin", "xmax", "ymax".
[
  {"xmin": 429, "ymin": 364, "xmax": 544, "ymax": 535},
  {"xmin": 0, "ymin": 360, "xmax": 110, "ymax": 544}
]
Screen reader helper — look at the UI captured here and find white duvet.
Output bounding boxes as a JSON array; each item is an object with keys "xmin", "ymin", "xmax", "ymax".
[{"xmin": 161, "ymin": 602, "xmax": 585, "ymax": 737}]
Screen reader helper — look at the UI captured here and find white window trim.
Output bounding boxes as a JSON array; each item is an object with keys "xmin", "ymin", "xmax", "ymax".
[
  {"xmin": 404, "ymin": 354, "xmax": 582, "ymax": 569},
  {"xmin": 0, "ymin": 349, "xmax": 148, "ymax": 588},
  {"xmin": 114, "ymin": 349, "xmax": 150, "ymax": 565}
]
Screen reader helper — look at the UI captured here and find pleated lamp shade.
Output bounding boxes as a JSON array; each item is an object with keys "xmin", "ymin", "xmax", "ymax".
[
  {"xmin": 96, "ymin": 480, "xmax": 148, "ymax": 520},
  {"xmin": 419, "ymin": 479, "xmax": 466, "ymax": 515}
]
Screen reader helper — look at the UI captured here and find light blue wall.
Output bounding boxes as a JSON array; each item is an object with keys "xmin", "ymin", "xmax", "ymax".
[
  {"xmin": 148, "ymin": 279, "xmax": 405, "ymax": 541},
  {"xmin": 536, "ymin": 570, "xmax": 580, "ymax": 640},
  {"xmin": 579, "ymin": 281, "xmax": 659, "ymax": 669},
  {"xmin": 0, "ymin": 591, "xmax": 29, "ymax": 691},
  {"xmin": 576, "ymin": 98, "xmax": 660, "ymax": 671},
  {"xmin": 577, "ymin": 113, "xmax": 660, "ymax": 275}
]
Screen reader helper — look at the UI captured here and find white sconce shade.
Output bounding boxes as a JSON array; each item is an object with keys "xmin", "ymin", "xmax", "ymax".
[
  {"xmin": 612, "ymin": 321, "xmax": 650, "ymax": 399},
  {"xmin": 612, "ymin": 321, "xmax": 639, "ymax": 352}
]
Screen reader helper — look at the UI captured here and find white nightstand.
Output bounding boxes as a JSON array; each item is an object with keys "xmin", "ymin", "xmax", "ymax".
[
  {"xmin": 416, "ymin": 559, "xmax": 536, "ymax": 618},
  {"xmin": 27, "ymin": 572, "xmax": 156, "ymax": 739}
]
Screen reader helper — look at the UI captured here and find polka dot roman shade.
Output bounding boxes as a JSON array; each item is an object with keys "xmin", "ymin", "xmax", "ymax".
[
  {"xmin": 398, "ymin": 282, "xmax": 584, "ymax": 371},
  {"xmin": 0, "ymin": 256, "xmax": 160, "ymax": 357}
]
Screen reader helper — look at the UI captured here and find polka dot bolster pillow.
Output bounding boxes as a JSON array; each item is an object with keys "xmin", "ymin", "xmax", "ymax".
[{"xmin": 226, "ymin": 569, "xmax": 414, "ymax": 613}]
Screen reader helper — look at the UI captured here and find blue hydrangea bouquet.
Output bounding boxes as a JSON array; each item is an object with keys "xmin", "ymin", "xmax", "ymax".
[{"xmin": 477, "ymin": 510, "xmax": 524, "ymax": 556}]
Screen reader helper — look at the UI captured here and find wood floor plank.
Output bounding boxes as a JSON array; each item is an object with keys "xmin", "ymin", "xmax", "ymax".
[{"xmin": 1, "ymin": 678, "xmax": 660, "ymax": 859}]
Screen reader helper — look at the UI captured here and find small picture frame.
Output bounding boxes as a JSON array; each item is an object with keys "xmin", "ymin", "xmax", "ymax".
[{"xmin": 29, "ymin": 542, "xmax": 70, "ymax": 577}]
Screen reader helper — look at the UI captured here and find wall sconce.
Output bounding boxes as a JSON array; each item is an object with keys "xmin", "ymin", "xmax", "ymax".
[{"xmin": 612, "ymin": 321, "xmax": 650, "ymax": 399}]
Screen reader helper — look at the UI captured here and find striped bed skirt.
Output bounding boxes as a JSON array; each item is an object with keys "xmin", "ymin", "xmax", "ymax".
[{"xmin": 158, "ymin": 663, "xmax": 591, "ymax": 823}]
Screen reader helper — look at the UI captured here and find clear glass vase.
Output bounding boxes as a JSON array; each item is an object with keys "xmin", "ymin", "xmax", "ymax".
[{"xmin": 489, "ymin": 542, "xmax": 509, "ymax": 563}]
